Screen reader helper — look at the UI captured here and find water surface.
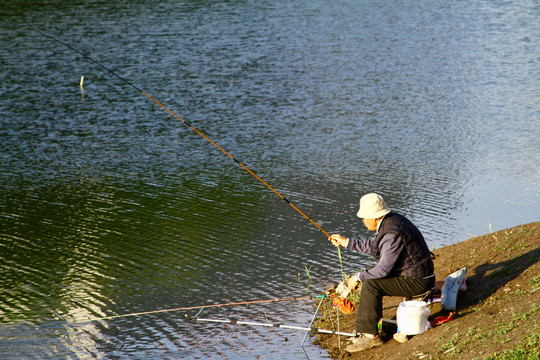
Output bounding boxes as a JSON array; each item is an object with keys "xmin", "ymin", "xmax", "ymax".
[{"xmin": 0, "ymin": 0, "xmax": 538, "ymax": 359}]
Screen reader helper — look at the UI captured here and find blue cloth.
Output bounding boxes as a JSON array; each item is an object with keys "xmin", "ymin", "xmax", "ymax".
[{"xmin": 347, "ymin": 233, "xmax": 403, "ymax": 281}]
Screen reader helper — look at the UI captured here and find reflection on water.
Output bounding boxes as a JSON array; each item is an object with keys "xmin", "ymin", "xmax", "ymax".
[{"xmin": 1, "ymin": 0, "xmax": 538, "ymax": 359}]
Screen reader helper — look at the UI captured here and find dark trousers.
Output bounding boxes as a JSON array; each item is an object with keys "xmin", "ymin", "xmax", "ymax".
[{"xmin": 356, "ymin": 276, "xmax": 435, "ymax": 335}]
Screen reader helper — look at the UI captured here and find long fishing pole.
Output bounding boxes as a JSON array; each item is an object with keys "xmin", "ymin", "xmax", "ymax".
[
  {"xmin": 69, "ymin": 295, "xmax": 314, "ymax": 324},
  {"xmin": 36, "ymin": 30, "xmax": 331, "ymax": 239},
  {"xmin": 185, "ymin": 314, "xmax": 359, "ymax": 337}
]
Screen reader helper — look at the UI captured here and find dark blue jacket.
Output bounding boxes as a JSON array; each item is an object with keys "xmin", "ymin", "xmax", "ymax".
[{"xmin": 347, "ymin": 212, "xmax": 434, "ymax": 280}]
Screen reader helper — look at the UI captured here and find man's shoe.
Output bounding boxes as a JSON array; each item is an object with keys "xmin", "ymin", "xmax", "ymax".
[{"xmin": 345, "ymin": 335, "xmax": 383, "ymax": 352}]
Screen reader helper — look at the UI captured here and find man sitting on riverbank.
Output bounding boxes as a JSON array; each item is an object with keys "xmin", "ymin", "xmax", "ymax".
[{"xmin": 329, "ymin": 193, "xmax": 435, "ymax": 353}]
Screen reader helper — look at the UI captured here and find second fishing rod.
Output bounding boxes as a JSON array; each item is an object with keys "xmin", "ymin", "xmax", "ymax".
[{"xmin": 38, "ymin": 31, "xmax": 342, "ymax": 261}]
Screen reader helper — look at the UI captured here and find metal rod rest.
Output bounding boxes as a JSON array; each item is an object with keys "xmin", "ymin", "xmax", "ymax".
[{"xmin": 185, "ymin": 315, "xmax": 358, "ymax": 337}]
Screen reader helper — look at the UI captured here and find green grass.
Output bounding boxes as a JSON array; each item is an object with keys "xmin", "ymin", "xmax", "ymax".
[
  {"xmin": 436, "ymin": 307, "xmax": 539, "ymax": 359},
  {"xmin": 529, "ymin": 275, "xmax": 540, "ymax": 290},
  {"xmin": 439, "ymin": 333, "xmax": 460, "ymax": 352},
  {"xmin": 486, "ymin": 333, "xmax": 540, "ymax": 360}
]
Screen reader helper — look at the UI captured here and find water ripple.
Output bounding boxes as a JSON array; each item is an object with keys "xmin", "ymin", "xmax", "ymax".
[{"xmin": 1, "ymin": 1, "xmax": 538, "ymax": 359}]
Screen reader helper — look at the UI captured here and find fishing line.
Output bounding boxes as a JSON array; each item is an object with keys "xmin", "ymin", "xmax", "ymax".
[
  {"xmin": 37, "ymin": 31, "xmax": 347, "ymax": 284},
  {"xmin": 36, "ymin": 30, "xmax": 331, "ymax": 239}
]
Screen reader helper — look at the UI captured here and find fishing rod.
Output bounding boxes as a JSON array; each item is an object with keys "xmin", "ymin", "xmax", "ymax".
[
  {"xmin": 36, "ymin": 30, "xmax": 332, "ymax": 240},
  {"xmin": 185, "ymin": 314, "xmax": 359, "ymax": 338},
  {"xmin": 69, "ymin": 295, "xmax": 314, "ymax": 324}
]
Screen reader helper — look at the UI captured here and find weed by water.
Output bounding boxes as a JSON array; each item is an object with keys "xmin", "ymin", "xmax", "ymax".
[
  {"xmin": 304, "ymin": 265, "xmax": 312, "ymax": 293},
  {"xmin": 520, "ymin": 227, "xmax": 531, "ymax": 234},
  {"xmin": 304, "ymin": 265, "xmax": 312, "ymax": 281}
]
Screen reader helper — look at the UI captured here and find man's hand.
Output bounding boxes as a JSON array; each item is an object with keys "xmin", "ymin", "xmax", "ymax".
[
  {"xmin": 347, "ymin": 274, "xmax": 360, "ymax": 290},
  {"xmin": 329, "ymin": 234, "xmax": 348, "ymax": 247}
]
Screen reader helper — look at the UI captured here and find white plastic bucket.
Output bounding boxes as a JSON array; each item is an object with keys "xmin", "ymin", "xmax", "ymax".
[{"xmin": 396, "ymin": 301, "xmax": 430, "ymax": 335}]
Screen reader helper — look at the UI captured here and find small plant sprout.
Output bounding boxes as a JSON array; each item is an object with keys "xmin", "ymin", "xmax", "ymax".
[
  {"xmin": 304, "ymin": 265, "xmax": 312, "ymax": 281},
  {"xmin": 304, "ymin": 265, "xmax": 312, "ymax": 293}
]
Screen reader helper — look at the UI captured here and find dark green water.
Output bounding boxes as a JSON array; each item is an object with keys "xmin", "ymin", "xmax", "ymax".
[{"xmin": 1, "ymin": 0, "xmax": 538, "ymax": 358}]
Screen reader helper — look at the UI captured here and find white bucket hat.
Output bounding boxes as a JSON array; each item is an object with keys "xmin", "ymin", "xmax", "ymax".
[{"xmin": 357, "ymin": 193, "xmax": 391, "ymax": 219}]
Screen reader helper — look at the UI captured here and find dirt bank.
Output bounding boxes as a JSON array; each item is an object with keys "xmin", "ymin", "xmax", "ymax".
[{"xmin": 313, "ymin": 221, "xmax": 540, "ymax": 360}]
